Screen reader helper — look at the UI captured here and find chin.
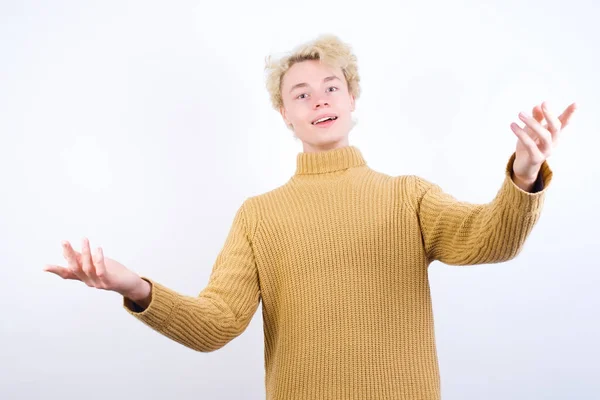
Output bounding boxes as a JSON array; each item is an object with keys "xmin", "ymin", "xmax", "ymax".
[
  {"xmin": 303, "ymin": 131, "xmax": 348, "ymax": 149},
  {"xmin": 295, "ymin": 119, "xmax": 350, "ymax": 145}
]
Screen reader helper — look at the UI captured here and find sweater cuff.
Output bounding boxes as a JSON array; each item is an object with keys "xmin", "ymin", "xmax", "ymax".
[
  {"xmin": 123, "ymin": 277, "xmax": 180, "ymax": 331},
  {"xmin": 500, "ymin": 152, "xmax": 553, "ymax": 214}
]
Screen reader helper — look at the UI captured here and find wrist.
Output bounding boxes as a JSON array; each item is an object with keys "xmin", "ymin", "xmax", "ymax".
[
  {"xmin": 512, "ymin": 172, "xmax": 537, "ymax": 192},
  {"xmin": 125, "ymin": 278, "xmax": 152, "ymax": 302},
  {"xmin": 512, "ymin": 157, "xmax": 541, "ymax": 191}
]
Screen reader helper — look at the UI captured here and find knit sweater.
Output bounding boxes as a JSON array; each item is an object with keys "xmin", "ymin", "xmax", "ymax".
[{"xmin": 123, "ymin": 145, "xmax": 552, "ymax": 400}]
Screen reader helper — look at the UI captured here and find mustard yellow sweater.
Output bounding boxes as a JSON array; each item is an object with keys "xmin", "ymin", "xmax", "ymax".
[{"xmin": 123, "ymin": 145, "xmax": 552, "ymax": 400}]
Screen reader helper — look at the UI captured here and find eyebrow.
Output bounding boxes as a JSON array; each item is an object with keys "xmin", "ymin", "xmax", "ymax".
[{"xmin": 289, "ymin": 75, "xmax": 341, "ymax": 93}]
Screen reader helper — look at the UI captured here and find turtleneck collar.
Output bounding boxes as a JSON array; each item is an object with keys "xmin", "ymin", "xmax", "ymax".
[{"xmin": 294, "ymin": 145, "xmax": 366, "ymax": 175}]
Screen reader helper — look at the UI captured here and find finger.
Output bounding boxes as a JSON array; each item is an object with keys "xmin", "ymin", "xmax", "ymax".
[
  {"xmin": 518, "ymin": 112, "xmax": 552, "ymax": 153},
  {"xmin": 557, "ymin": 102, "xmax": 577, "ymax": 130},
  {"xmin": 532, "ymin": 104, "xmax": 544, "ymax": 123},
  {"xmin": 43, "ymin": 264, "xmax": 81, "ymax": 280},
  {"xmin": 511, "ymin": 122, "xmax": 540, "ymax": 158},
  {"xmin": 93, "ymin": 247, "xmax": 107, "ymax": 279},
  {"xmin": 63, "ymin": 241, "xmax": 83, "ymax": 276},
  {"xmin": 541, "ymin": 102, "xmax": 562, "ymax": 137},
  {"xmin": 81, "ymin": 237, "xmax": 99, "ymax": 286}
]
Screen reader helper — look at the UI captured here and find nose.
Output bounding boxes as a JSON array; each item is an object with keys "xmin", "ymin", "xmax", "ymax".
[{"xmin": 313, "ymin": 98, "xmax": 329, "ymax": 109}]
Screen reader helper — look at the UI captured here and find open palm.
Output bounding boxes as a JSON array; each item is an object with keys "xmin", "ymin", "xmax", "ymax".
[
  {"xmin": 511, "ymin": 101, "xmax": 577, "ymax": 180},
  {"xmin": 44, "ymin": 238, "xmax": 141, "ymax": 297}
]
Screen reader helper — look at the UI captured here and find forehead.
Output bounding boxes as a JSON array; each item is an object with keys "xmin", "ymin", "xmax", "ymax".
[{"xmin": 282, "ymin": 60, "xmax": 344, "ymax": 89}]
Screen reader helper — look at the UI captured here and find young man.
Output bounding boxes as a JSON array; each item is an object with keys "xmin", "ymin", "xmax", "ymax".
[{"xmin": 45, "ymin": 34, "xmax": 576, "ymax": 399}]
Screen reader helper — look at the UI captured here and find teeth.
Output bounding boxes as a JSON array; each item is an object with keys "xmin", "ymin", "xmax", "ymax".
[{"xmin": 313, "ymin": 116, "xmax": 337, "ymax": 124}]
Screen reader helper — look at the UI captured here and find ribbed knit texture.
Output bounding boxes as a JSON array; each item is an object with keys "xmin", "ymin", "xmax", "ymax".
[{"xmin": 123, "ymin": 145, "xmax": 552, "ymax": 399}]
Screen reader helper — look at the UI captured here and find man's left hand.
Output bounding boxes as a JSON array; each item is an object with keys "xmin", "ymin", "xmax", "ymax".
[{"xmin": 510, "ymin": 101, "xmax": 577, "ymax": 188}]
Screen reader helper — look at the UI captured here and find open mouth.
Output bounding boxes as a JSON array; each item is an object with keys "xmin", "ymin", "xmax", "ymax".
[{"xmin": 312, "ymin": 116, "xmax": 338, "ymax": 126}]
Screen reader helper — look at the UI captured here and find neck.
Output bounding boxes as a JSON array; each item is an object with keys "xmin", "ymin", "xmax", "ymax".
[
  {"xmin": 294, "ymin": 145, "xmax": 366, "ymax": 175},
  {"xmin": 301, "ymin": 137, "xmax": 350, "ymax": 153}
]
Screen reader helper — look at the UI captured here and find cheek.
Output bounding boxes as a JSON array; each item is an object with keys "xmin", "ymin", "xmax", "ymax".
[{"xmin": 290, "ymin": 107, "xmax": 310, "ymax": 124}]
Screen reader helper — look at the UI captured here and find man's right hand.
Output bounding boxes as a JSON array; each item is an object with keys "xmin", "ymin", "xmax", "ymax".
[{"xmin": 44, "ymin": 238, "xmax": 151, "ymax": 305}]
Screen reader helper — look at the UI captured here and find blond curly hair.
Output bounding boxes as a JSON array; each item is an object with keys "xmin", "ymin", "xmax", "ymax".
[{"xmin": 264, "ymin": 34, "xmax": 362, "ymax": 112}]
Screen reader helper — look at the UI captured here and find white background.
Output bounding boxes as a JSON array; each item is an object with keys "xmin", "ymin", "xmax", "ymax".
[{"xmin": 1, "ymin": 0, "xmax": 598, "ymax": 399}]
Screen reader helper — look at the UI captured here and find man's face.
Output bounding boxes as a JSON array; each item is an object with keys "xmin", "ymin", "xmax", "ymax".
[{"xmin": 280, "ymin": 60, "xmax": 355, "ymax": 152}]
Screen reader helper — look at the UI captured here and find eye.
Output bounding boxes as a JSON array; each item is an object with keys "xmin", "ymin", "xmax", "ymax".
[{"xmin": 295, "ymin": 86, "xmax": 338, "ymax": 100}]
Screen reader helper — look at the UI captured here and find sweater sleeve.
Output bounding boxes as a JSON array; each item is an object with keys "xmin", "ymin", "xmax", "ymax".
[
  {"xmin": 414, "ymin": 152, "xmax": 553, "ymax": 266},
  {"xmin": 122, "ymin": 201, "xmax": 261, "ymax": 352}
]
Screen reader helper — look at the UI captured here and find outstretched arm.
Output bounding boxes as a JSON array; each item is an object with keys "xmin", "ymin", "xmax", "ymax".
[
  {"xmin": 123, "ymin": 201, "xmax": 261, "ymax": 352},
  {"xmin": 414, "ymin": 154, "xmax": 551, "ymax": 265},
  {"xmin": 415, "ymin": 101, "xmax": 576, "ymax": 266}
]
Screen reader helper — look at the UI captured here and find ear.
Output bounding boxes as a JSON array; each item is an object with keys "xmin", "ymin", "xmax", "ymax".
[
  {"xmin": 349, "ymin": 94, "xmax": 356, "ymax": 112},
  {"xmin": 280, "ymin": 106, "xmax": 291, "ymax": 126}
]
